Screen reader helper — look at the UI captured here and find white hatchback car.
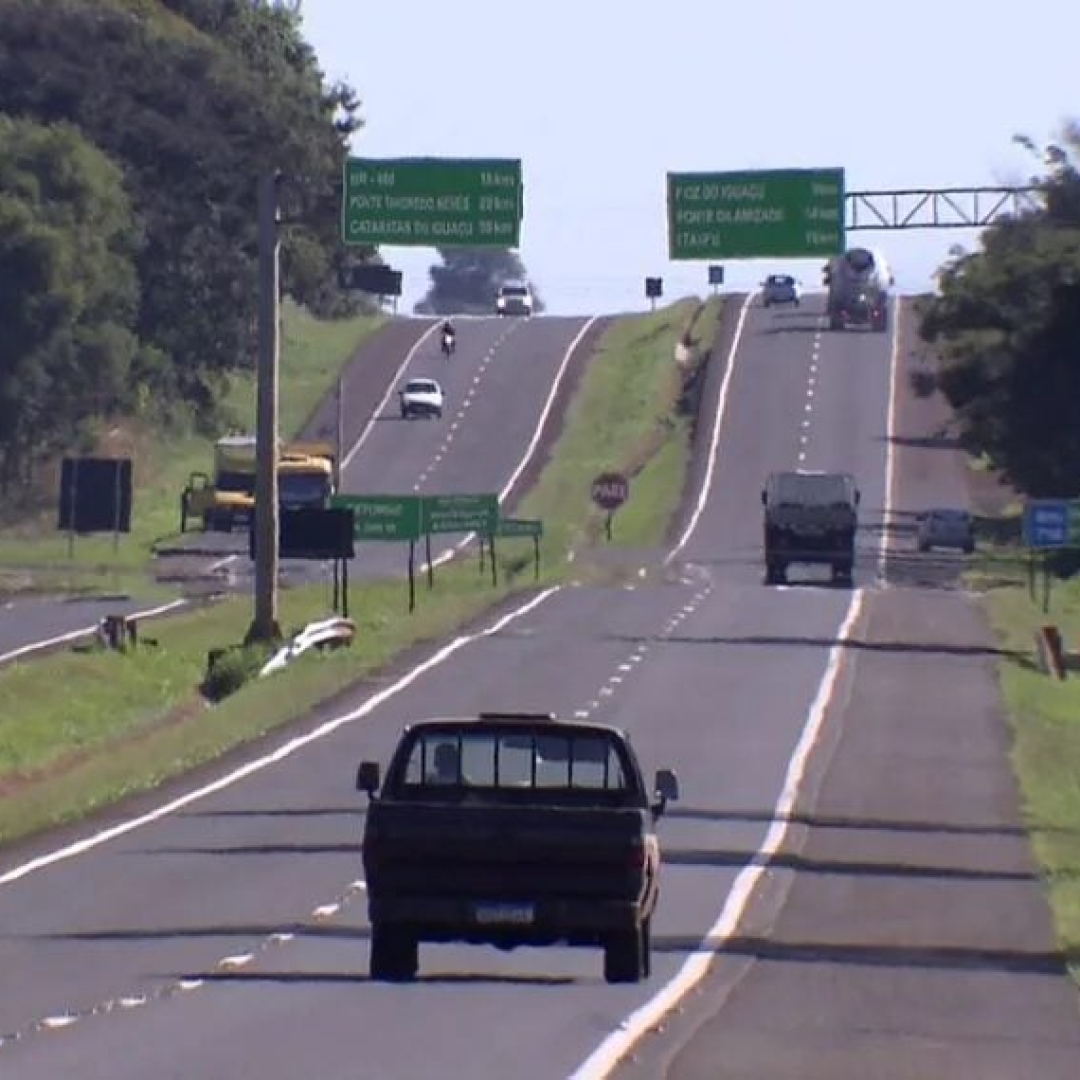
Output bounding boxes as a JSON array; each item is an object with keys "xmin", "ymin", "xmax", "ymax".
[
  {"xmin": 495, "ymin": 283, "xmax": 534, "ymax": 316},
  {"xmin": 762, "ymin": 274, "xmax": 802, "ymax": 308},
  {"xmin": 399, "ymin": 378, "xmax": 444, "ymax": 420},
  {"xmin": 916, "ymin": 508, "xmax": 976, "ymax": 553}
]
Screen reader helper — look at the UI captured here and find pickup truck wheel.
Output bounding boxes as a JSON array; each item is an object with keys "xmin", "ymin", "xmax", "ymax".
[
  {"xmin": 369, "ymin": 924, "xmax": 418, "ymax": 982},
  {"xmin": 604, "ymin": 926, "xmax": 646, "ymax": 984}
]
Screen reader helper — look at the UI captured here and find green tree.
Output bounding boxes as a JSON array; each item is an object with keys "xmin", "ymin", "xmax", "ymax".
[
  {"xmin": 919, "ymin": 126, "xmax": 1080, "ymax": 496},
  {"xmin": 0, "ymin": 0, "xmax": 366, "ymax": 432},
  {"xmin": 414, "ymin": 248, "xmax": 546, "ymax": 315},
  {"xmin": 0, "ymin": 116, "xmax": 142, "ymax": 487}
]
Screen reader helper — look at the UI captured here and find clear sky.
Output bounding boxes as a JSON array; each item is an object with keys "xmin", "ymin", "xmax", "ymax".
[{"xmin": 300, "ymin": 0, "xmax": 1078, "ymax": 316}]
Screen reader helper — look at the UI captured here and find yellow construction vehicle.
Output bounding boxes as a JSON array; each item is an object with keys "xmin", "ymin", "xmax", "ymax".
[{"xmin": 181, "ymin": 435, "xmax": 336, "ymax": 533}]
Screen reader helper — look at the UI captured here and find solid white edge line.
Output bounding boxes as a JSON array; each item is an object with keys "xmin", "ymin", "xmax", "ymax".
[
  {"xmin": 568, "ymin": 295, "xmax": 903, "ymax": 1079},
  {"xmin": 566, "ymin": 589, "xmax": 866, "ymax": 1080},
  {"xmin": 421, "ymin": 315, "xmax": 600, "ymax": 574},
  {"xmin": 341, "ymin": 319, "xmax": 441, "ymax": 470},
  {"xmin": 0, "ymin": 586, "xmax": 561, "ymax": 887},
  {"xmin": 664, "ymin": 293, "xmax": 757, "ymax": 565},
  {"xmin": 877, "ymin": 296, "xmax": 903, "ymax": 581},
  {"xmin": 0, "ymin": 600, "xmax": 189, "ymax": 667}
]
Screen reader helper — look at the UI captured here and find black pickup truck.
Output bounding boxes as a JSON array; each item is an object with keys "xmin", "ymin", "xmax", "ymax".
[{"xmin": 356, "ymin": 712, "xmax": 680, "ymax": 985}]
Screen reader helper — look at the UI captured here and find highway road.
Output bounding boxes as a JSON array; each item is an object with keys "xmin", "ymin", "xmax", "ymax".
[
  {"xmin": 1, "ymin": 296, "xmax": 1077, "ymax": 1078},
  {"xmin": 0, "ymin": 313, "xmax": 602, "ymax": 665},
  {"xmin": 0, "ymin": 596, "xmax": 188, "ymax": 668},
  {"xmin": 187, "ymin": 312, "xmax": 604, "ymax": 587}
]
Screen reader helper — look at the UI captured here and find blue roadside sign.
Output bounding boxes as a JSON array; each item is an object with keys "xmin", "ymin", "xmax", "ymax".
[{"xmin": 1023, "ymin": 500, "xmax": 1072, "ymax": 549}]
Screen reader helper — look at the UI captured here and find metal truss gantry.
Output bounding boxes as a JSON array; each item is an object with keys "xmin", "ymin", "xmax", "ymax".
[{"xmin": 846, "ymin": 186, "xmax": 1041, "ymax": 230}]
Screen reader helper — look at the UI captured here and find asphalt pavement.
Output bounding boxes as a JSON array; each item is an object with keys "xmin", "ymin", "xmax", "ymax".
[
  {"xmin": 1, "ymin": 295, "xmax": 1077, "ymax": 1078},
  {"xmin": 190, "ymin": 313, "xmax": 602, "ymax": 587},
  {"xmin": 0, "ymin": 596, "xmax": 187, "ymax": 666},
  {"xmin": 0, "ymin": 314, "xmax": 600, "ymax": 663}
]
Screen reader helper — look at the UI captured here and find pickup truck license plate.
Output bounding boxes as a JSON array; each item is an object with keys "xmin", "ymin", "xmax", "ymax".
[{"xmin": 473, "ymin": 902, "xmax": 535, "ymax": 926}]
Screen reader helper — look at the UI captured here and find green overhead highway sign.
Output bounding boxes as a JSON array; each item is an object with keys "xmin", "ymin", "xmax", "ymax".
[
  {"xmin": 667, "ymin": 168, "xmax": 845, "ymax": 260},
  {"xmin": 331, "ymin": 494, "xmax": 421, "ymax": 541},
  {"xmin": 342, "ymin": 157, "xmax": 523, "ymax": 248},
  {"xmin": 497, "ymin": 518, "xmax": 543, "ymax": 538},
  {"xmin": 423, "ymin": 493, "xmax": 499, "ymax": 536}
]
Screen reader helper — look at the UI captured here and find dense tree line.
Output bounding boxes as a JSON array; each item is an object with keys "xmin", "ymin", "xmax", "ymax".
[
  {"xmin": 415, "ymin": 248, "xmax": 546, "ymax": 315},
  {"xmin": 0, "ymin": 0, "xmax": 368, "ymax": 489},
  {"xmin": 920, "ymin": 125, "xmax": 1080, "ymax": 497}
]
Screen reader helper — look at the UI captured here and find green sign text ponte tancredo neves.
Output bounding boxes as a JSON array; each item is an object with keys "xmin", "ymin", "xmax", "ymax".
[{"xmin": 342, "ymin": 157, "xmax": 523, "ymax": 248}]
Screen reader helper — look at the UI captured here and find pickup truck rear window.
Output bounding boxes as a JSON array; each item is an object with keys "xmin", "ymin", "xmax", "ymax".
[{"xmin": 399, "ymin": 729, "xmax": 630, "ymax": 792}]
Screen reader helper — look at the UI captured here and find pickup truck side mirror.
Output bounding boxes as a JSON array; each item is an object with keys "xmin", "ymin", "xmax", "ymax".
[
  {"xmin": 652, "ymin": 768, "xmax": 679, "ymax": 817},
  {"xmin": 356, "ymin": 760, "xmax": 380, "ymax": 797},
  {"xmin": 760, "ymin": 490, "xmax": 767, "ymax": 505}
]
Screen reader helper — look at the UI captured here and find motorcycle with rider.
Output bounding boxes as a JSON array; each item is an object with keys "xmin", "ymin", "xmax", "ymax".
[{"xmin": 441, "ymin": 320, "xmax": 456, "ymax": 357}]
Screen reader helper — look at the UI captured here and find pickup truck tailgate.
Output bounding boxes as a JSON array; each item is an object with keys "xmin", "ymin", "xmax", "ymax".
[{"xmin": 364, "ymin": 802, "xmax": 650, "ymax": 899}]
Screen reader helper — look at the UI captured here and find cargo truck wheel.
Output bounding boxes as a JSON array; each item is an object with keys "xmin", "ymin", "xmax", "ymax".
[
  {"xmin": 765, "ymin": 561, "xmax": 786, "ymax": 586},
  {"xmin": 369, "ymin": 923, "xmax": 418, "ymax": 982},
  {"xmin": 604, "ymin": 925, "xmax": 647, "ymax": 984}
]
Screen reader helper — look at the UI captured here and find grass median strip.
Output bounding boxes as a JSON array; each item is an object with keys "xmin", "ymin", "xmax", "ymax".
[
  {"xmin": 0, "ymin": 301, "xmax": 385, "ymax": 591},
  {"xmin": 971, "ymin": 541, "xmax": 1080, "ymax": 983},
  {"xmin": 0, "ymin": 297, "xmax": 727, "ymax": 848}
]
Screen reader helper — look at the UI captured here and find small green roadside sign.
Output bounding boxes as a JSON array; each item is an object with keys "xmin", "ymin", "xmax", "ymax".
[
  {"xmin": 330, "ymin": 494, "xmax": 421, "ymax": 541},
  {"xmin": 342, "ymin": 157, "xmax": 523, "ymax": 248},
  {"xmin": 423, "ymin": 493, "xmax": 499, "ymax": 536},
  {"xmin": 667, "ymin": 168, "xmax": 845, "ymax": 259},
  {"xmin": 498, "ymin": 518, "xmax": 543, "ymax": 538}
]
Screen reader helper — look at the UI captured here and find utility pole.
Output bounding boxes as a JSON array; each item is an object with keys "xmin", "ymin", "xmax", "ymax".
[{"xmin": 247, "ymin": 171, "xmax": 282, "ymax": 643}]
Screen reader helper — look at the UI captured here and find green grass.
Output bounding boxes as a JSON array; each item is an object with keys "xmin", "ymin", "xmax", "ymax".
[
  {"xmin": 515, "ymin": 296, "xmax": 722, "ymax": 561},
  {"xmin": 0, "ymin": 301, "xmax": 386, "ymax": 589},
  {"xmin": 0, "ymin": 297, "xmax": 725, "ymax": 848},
  {"xmin": 970, "ymin": 537, "xmax": 1080, "ymax": 983}
]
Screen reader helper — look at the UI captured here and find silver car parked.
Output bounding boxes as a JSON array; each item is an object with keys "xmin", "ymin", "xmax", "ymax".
[{"xmin": 916, "ymin": 508, "xmax": 975, "ymax": 554}]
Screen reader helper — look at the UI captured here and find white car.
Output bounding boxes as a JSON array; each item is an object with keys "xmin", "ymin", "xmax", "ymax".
[
  {"xmin": 916, "ymin": 508, "xmax": 976, "ymax": 553},
  {"xmin": 495, "ymin": 283, "xmax": 534, "ymax": 316},
  {"xmin": 399, "ymin": 378, "xmax": 444, "ymax": 420},
  {"xmin": 762, "ymin": 274, "xmax": 802, "ymax": 308}
]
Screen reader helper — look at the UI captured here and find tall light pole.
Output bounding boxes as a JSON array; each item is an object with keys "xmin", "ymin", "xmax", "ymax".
[{"xmin": 247, "ymin": 171, "xmax": 282, "ymax": 644}]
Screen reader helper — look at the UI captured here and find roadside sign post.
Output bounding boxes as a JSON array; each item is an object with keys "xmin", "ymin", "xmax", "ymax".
[
  {"xmin": 425, "ymin": 531, "xmax": 434, "ymax": 590},
  {"xmin": 497, "ymin": 518, "xmax": 544, "ymax": 580},
  {"xmin": 422, "ymin": 493, "xmax": 500, "ymax": 588},
  {"xmin": 666, "ymin": 168, "xmax": 846, "ymax": 260},
  {"xmin": 408, "ymin": 540, "xmax": 416, "ymax": 613},
  {"xmin": 342, "ymin": 158, "xmax": 524, "ymax": 249},
  {"xmin": 1021, "ymin": 499, "xmax": 1080, "ymax": 612},
  {"xmin": 330, "ymin": 494, "xmax": 423, "ymax": 611},
  {"xmin": 591, "ymin": 472, "xmax": 630, "ymax": 541}
]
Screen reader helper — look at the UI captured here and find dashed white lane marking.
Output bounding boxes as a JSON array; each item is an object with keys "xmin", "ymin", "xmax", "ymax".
[
  {"xmin": 0, "ymin": 873, "xmax": 376, "ymax": 1050},
  {"xmin": 568, "ymin": 589, "xmax": 867, "ymax": 1080},
  {"xmin": 217, "ymin": 953, "xmax": 254, "ymax": 971}
]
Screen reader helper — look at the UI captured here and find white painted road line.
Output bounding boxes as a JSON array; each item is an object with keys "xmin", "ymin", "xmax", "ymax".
[
  {"xmin": 665, "ymin": 293, "xmax": 756, "ymax": 564},
  {"xmin": 569, "ymin": 300, "xmax": 902, "ymax": 1078},
  {"xmin": 0, "ymin": 599, "xmax": 190, "ymax": 668},
  {"xmin": 877, "ymin": 297, "xmax": 903, "ymax": 582},
  {"xmin": 421, "ymin": 315, "xmax": 600, "ymax": 575},
  {"xmin": 0, "ymin": 586, "xmax": 562, "ymax": 888},
  {"xmin": 341, "ymin": 320, "xmax": 440, "ymax": 469},
  {"xmin": 566, "ymin": 590, "xmax": 867, "ymax": 1080}
]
